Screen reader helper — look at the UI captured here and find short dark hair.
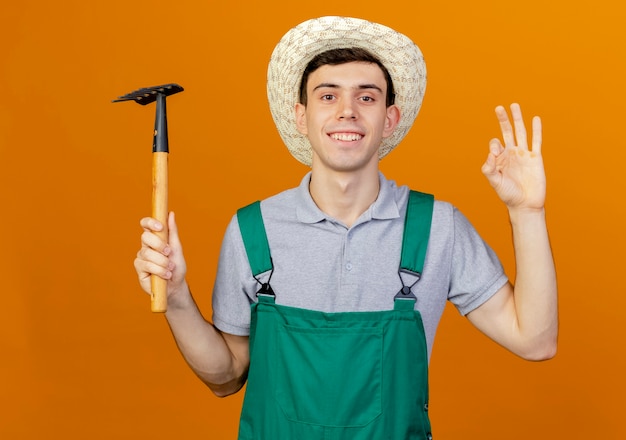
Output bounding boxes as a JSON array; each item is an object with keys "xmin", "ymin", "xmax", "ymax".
[{"xmin": 298, "ymin": 48, "xmax": 396, "ymax": 107}]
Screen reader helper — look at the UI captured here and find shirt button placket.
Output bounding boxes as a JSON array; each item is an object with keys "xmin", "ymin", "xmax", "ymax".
[{"xmin": 344, "ymin": 230, "xmax": 352, "ymax": 272}]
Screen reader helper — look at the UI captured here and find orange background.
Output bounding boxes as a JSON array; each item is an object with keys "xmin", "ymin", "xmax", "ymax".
[{"xmin": 1, "ymin": 0, "xmax": 624, "ymax": 438}]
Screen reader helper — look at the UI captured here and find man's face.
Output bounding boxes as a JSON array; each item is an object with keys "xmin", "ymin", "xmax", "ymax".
[{"xmin": 295, "ymin": 62, "xmax": 400, "ymax": 173}]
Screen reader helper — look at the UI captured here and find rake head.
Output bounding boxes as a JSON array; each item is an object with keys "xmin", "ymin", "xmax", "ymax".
[{"xmin": 112, "ymin": 83, "xmax": 184, "ymax": 105}]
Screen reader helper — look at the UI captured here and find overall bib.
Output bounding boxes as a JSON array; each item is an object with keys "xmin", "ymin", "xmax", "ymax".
[{"xmin": 236, "ymin": 191, "xmax": 434, "ymax": 440}]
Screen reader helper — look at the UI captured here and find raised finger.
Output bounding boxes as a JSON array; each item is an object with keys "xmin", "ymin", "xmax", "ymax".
[
  {"xmin": 510, "ymin": 103, "xmax": 529, "ymax": 150},
  {"xmin": 531, "ymin": 116, "xmax": 542, "ymax": 154},
  {"xmin": 495, "ymin": 105, "xmax": 516, "ymax": 148}
]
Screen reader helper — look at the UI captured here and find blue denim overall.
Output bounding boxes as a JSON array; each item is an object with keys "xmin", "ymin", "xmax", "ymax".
[{"xmin": 235, "ymin": 191, "xmax": 434, "ymax": 440}]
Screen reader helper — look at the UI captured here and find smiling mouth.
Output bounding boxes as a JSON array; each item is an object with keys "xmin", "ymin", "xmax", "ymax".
[{"xmin": 329, "ymin": 133, "xmax": 363, "ymax": 141}]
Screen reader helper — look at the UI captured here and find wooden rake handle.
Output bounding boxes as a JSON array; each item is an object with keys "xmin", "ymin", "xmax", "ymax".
[{"xmin": 151, "ymin": 151, "xmax": 168, "ymax": 312}]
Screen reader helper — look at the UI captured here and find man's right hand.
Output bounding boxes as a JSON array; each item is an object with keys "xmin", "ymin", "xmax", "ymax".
[{"xmin": 134, "ymin": 211, "xmax": 188, "ymax": 303}]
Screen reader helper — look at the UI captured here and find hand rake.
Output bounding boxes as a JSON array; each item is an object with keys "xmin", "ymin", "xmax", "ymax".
[{"xmin": 113, "ymin": 83, "xmax": 184, "ymax": 312}]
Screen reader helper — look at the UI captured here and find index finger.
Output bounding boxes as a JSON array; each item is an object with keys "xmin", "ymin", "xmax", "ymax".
[{"xmin": 139, "ymin": 217, "xmax": 164, "ymax": 232}]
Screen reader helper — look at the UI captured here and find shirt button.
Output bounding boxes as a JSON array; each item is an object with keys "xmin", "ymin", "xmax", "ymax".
[{"xmin": 346, "ymin": 263, "xmax": 353, "ymax": 271}]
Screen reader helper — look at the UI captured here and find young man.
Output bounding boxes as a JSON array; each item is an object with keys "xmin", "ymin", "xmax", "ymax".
[{"xmin": 134, "ymin": 16, "xmax": 557, "ymax": 439}]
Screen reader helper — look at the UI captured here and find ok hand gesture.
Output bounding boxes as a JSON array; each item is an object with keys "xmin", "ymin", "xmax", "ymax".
[{"xmin": 481, "ymin": 103, "xmax": 546, "ymax": 212}]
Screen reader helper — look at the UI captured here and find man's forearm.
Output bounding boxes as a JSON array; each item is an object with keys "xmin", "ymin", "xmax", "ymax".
[
  {"xmin": 164, "ymin": 285, "xmax": 248, "ymax": 396},
  {"xmin": 509, "ymin": 207, "xmax": 558, "ymax": 359}
]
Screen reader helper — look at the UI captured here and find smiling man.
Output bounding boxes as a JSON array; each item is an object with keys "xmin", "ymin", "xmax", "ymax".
[{"xmin": 134, "ymin": 16, "xmax": 558, "ymax": 439}]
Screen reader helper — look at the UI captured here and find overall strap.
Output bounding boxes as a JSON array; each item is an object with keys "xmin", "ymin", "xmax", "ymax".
[
  {"xmin": 400, "ymin": 190, "xmax": 434, "ymax": 275},
  {"xmin": 237, "ymin": 201, "xmax": 275, "ymax": 298},
  {"xmin": 395, "ymin": 190, "xmax": 434, "ymax": 303}
]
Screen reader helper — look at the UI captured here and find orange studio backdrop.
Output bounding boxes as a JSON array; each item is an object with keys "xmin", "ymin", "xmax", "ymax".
[{"xmin": 1, "ymin": 0, "xmax": 624, "ymax": 439}]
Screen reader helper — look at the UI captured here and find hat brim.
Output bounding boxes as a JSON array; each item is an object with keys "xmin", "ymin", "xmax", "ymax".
[{"xmin": 267, "ymin": 16, "xmax": 427, "ymax": 166}]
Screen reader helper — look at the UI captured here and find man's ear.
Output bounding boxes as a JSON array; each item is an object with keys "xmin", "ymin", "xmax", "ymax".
[
  {"xmin": 295, "ymin": 103, "xmax": 308, "ymax": 135},
  {"xmin": 382, "ymin": 104, "xmax": 401, "ymax": 138}
]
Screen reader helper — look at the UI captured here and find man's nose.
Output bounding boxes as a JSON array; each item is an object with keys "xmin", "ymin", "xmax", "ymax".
[{"xmin": 337, "ymin": 99, "xmax": 357, "ymax": 119}]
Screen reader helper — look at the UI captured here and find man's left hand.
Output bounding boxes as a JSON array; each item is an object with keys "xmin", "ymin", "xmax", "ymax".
[{"xmin": 482, "ymin": 103, "xmax": 546, "ymax": 211}]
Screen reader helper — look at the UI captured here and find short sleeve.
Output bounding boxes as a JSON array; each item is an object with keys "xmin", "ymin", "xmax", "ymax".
[
  {"xmin": 448, "ymin": 207, "xmax": 509, "ymax": 316},
  {"xmin": 211, "ymin": 215, "xmax": 260, "ymax": 336}
]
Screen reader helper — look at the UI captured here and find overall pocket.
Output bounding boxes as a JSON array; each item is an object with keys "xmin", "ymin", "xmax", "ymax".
[{"xmin": 274, "ymin": 324, "xmax": 383, "ymax": 428}]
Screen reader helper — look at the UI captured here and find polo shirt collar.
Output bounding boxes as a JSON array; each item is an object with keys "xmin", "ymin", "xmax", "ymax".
[{"xmin": 295, "ymin": 172, "xmax": 401, "ymax": 224}]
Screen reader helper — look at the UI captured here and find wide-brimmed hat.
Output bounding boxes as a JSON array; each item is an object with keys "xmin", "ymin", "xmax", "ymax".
[{"xmin": 267, "ymin": 16, "xmax": 427, "ymax": 166}]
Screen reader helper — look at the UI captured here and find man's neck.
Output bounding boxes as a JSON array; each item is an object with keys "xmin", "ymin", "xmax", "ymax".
[{"xmin": 309, "ymin": 167, "xmax": 380, "ymax": 228}]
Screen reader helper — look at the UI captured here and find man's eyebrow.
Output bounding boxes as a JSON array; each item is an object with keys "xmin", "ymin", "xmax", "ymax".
[
  {"xmin": 312, "ymin": 83, "xmax": 339, "ymax": 92},
  {"xmin": 312, "ymin": 83, "xmax": 384, "ymax": 93},
  {"xmin": 356, "ymin": 84, "xmax": 384, "ymax": 93}
]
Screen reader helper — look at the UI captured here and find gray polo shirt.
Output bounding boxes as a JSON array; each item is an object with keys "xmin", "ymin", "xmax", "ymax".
[{"xmin": 212, "ymin": 172, "xmax": 508, "ymax": 360}]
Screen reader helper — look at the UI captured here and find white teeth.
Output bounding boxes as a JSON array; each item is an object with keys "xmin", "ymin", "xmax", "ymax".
[{"xmin": 330, "ymin": 133, "xmax": 362, "ymax": 141}]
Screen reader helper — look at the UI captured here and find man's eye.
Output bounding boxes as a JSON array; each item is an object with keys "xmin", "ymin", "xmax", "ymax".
[
  {"xmin": 321, "ymin": 94, "xmax": 334, "ymax": 101},
  {"xmin": 360, "ymin": 96, "xmax": 373, "ymax": 102}
]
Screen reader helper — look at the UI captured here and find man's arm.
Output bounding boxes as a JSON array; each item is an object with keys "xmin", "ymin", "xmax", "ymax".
[
  {"xmin": 164, "ymin": 288, "xmax": 250, "ymax": 397},
  {"xmin": 467, "ymin": 103, "xmax": 558, "ymax": 361},
  {"xmin": 134, "ymin": 212, "xmax": 250, "ymax": 396}
]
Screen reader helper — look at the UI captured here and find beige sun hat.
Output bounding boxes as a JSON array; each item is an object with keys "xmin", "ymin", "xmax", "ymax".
[{"xmin": 267, "ymin": 16, "xmax": 427, "ymax": 166}]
